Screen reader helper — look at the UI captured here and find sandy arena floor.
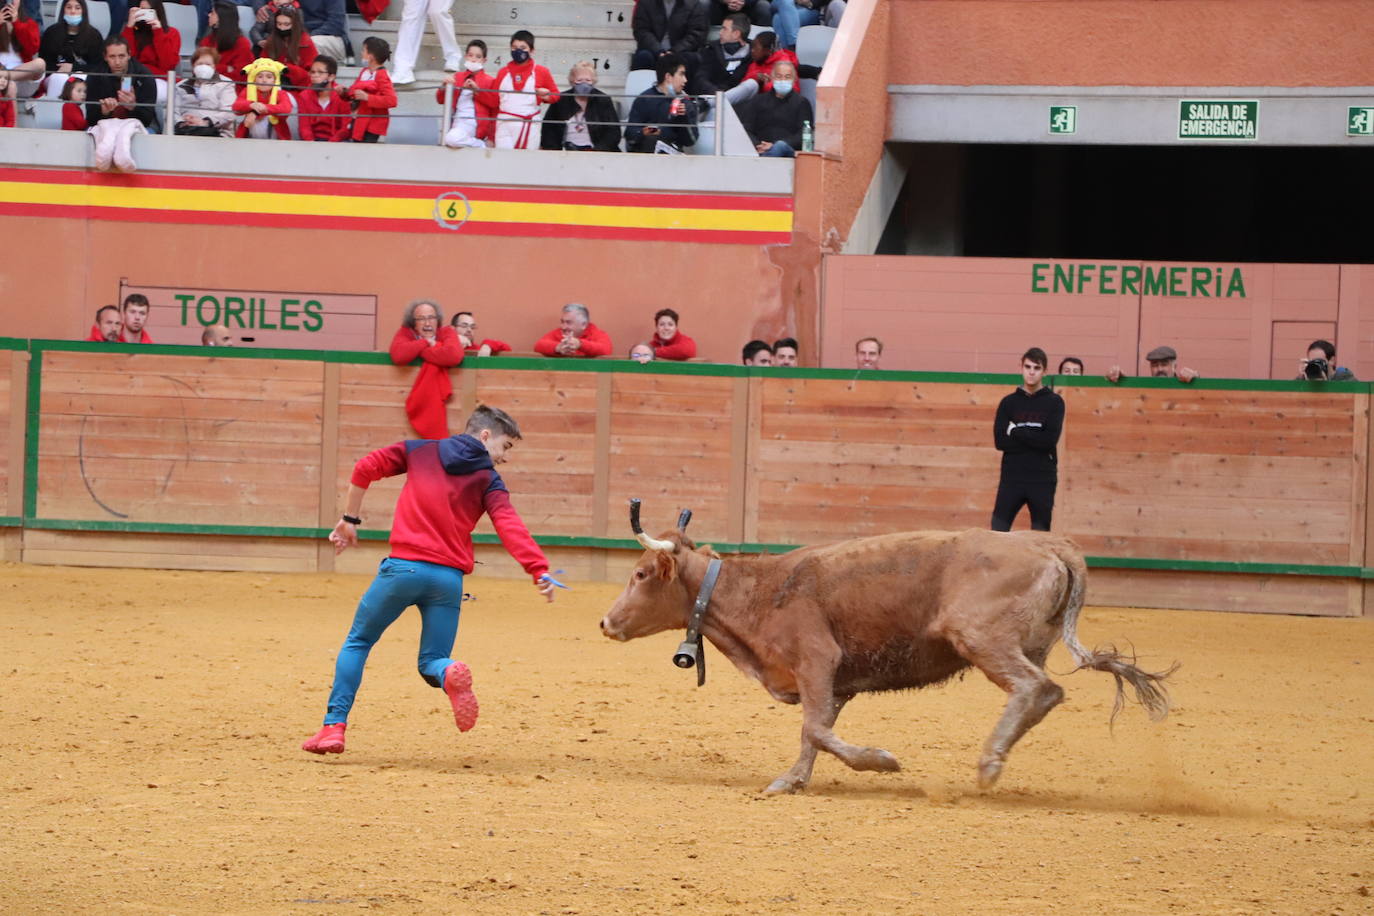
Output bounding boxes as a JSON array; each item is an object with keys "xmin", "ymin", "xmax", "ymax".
[{"xmin": 2, "ymin": 562, "xmax": 1372, "ymax": 915}]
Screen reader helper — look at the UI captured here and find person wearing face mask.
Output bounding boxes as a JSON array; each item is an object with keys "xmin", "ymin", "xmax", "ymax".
[
  {"xmin": 297, "ymin": 54, "xmax": 349, "ymax": 141},
  {"xmin": 438, "ymin": 38, "xmax": 496, "ymax": 149},
  {"xmin": 490, "ymin": 29, "xmax": 558, "ymax": 150},
  {"xmin": 119, "ymin": 0, "xmax": 178, "ymax": 77},
  {"xmin": 625, "ymin": 51, "xmax": 698, "ymax": 153},
  {"xmin": 539, "ymin": 60, "xmax": 621, "ymax": 152},
  {"xmin": 689, "ymin": 11, "xmax": 757, "ymax": 106},
  {"xmin": 256, "ymin": 5, "xmax": 315, "ymax": 89},
  {"xmin": 38, "ymin": 0, "xmax": 102, "ymax": 98},
  {"xmin": 174, "ymin": 45, "xmax": 235, "ymax": 135},
  {"xmin": 736, "ymin": 59, "xmax": 809, "ymax": 157},
  {"xmin": 198, "ymin": 0, "xmax": 252, "ymax": 80}
]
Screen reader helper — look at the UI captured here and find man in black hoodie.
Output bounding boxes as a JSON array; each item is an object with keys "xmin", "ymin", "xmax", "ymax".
[{"xmin": 990, "ymin": 347, "xmax": 1064, "ymax": 532}]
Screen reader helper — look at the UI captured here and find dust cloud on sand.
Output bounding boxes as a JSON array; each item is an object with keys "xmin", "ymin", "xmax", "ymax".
[{"xmin": 2, "ymin": 563, "xmax": 1372, "ymax": 914}]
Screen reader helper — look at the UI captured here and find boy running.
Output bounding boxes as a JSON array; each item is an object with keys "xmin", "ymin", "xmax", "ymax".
[{"xmin": 302, "ymin": 405, "xmax": 556, "ymax": 755}]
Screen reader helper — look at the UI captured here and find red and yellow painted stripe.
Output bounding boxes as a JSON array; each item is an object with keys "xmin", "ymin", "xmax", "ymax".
[{"xmin": 0, "ymin": 168, "xmax": 793, "ymax": 244}]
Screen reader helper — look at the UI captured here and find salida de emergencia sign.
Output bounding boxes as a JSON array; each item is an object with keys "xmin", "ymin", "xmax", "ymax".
[{"xmin": 1179, "ymin": 100, "xmax": 1258, "ymax": 140}]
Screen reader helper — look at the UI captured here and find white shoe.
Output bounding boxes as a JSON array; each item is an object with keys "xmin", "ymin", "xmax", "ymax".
[
  {"xmin": 443, "ymin": 58, "xmax": 463, "ymax": 72},
  {"xmin": 391, "ymin": 71, "xmax": 416, "ymax": 86}
]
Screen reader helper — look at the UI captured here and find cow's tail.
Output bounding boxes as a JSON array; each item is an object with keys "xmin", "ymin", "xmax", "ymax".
[{"xmin": 1053, "ymin": 542, "xmax": 1176, "ymax": 724}]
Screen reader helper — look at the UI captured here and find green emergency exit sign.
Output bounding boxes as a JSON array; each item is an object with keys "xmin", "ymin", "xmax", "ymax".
[
  {"xmin": 1179, "ymin": 100, "xmax": 1258, "ymax": 140},
  {"xmin": 1349, "ymin": 108, "xmax": 1374, "ymax": 136},
  {"xmin": 1049, "ymin": 106, "xmax": 1077, "ymax": 134}
]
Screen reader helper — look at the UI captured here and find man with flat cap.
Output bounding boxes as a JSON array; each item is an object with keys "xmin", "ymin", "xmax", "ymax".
[{"xmin": 1106, "ymin": 345, "xmax": 1198, "ymax": 384}]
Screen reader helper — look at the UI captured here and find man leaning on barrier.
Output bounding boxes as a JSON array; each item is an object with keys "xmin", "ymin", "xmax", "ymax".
[{"xmin": 533, "ymin": 303, "xmax": 613, "ymax": 359}]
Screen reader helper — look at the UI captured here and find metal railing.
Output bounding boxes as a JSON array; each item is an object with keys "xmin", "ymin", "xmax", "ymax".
[{"xmin": 20, "ymin": 68, "xmax": 733, "ymax": 154}]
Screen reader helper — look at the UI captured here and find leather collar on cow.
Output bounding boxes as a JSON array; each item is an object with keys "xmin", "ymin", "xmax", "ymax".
[{"xmin": 673, "ymin": 557, "xmax": 722, "ymax": 687}]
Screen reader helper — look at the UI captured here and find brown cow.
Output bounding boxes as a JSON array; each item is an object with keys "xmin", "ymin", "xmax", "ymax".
[{"xmin": 600, "ymin": 505, "xmax": 1175, "ymax": 795}]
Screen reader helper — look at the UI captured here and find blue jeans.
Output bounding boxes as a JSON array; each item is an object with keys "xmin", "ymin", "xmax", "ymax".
[
  {"xmin": 324, "ymin": 557, "xmax": 465, "ymax": 724},
  {"xmin": 770, "ymin": 0, "xmax": 819, "ymax": 50},
  {"xmin": 762, "ymin": 139, "xmax": 795, "ymax": 157}
]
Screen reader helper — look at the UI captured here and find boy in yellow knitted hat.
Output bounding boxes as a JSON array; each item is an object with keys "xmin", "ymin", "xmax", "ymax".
[{"xmin": 233, "ymin": 58, "xmax": 293, "ymax": 140}]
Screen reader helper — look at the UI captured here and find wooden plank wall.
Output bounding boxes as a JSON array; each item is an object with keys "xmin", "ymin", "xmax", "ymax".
[
  {"xmin": 1, "ymin": 350, "xmax": 25, "ymax": 560},
  {"xmin": 15, "ymin": 347, "xmax": 1373, "ymax": 615}
]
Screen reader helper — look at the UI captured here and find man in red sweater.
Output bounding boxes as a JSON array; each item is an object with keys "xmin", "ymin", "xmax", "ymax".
[
  {"xmin": 533, "ymin": 302, "xmax": 612, "ymax": 358},
  {"xmin": 302, "ymin": 405, "xmax": 557, "ymax": 756}
]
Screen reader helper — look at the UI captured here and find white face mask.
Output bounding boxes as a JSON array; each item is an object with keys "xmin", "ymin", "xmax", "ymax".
[
  {"xmin": 193, "ymin": 63, "xmax": 215, "ymax": 80},
  {"xmin": 464, "ymin": 59, "xmax": 483, "ymax": 71}
]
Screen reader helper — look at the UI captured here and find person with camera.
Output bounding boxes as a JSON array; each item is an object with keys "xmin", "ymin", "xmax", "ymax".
[
  {"xmin": 625, "ymin": 52, "xmax": 698, "ymax": 154},
  {"xmin": 1297, "ymin": 339, "xmax": 1355, "ymax": 382},
  {"xmin": 0, "ymin": 0, "xmax": 45, "ymax": 97},
  {"xmin": 119, "ymin": 0, "xmax": 178, "ymax": 77}
]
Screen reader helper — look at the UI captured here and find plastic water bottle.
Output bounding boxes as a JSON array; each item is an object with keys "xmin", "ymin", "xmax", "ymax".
[{"xmin": 801, "ymin": 120, "xmax": 813, "ymax": 152}]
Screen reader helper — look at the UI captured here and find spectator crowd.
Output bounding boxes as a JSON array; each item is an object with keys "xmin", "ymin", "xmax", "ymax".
[{"xmin": 5, "ymin": 0, "xmax": 826, "ymax": 158}]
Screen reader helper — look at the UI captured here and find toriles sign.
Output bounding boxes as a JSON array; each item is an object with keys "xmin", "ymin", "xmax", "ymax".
[
  {"xmin": 117, "ymin": 281, "xmax": 378, "ymax": 350},
  {"xmin": 1179, "ymin": 100, "xmax": 1258, "ymax": 140},
  {"xmin": 1030, "ymin": 262, "xmax": 1247, "ymax": 299}
]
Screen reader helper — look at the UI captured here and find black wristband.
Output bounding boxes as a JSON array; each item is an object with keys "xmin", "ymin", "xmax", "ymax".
[{"xmin": 341, "ymin": 514, "xmax": 362, "ymax": 525}]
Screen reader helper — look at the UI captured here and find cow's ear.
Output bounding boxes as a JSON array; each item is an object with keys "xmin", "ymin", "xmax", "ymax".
[{"xmin": 654, "ymin": 550, "xmax": 677, "ymax": 581}]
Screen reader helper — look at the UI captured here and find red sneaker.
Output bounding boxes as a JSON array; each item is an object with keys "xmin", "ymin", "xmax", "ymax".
[
  {"xmin": 302, "ymin": 723, "xmax": 346, "ymax": 754},
  {"xmin": 443, "ymin": 662, "xmax": 479, "ymax": 732}
]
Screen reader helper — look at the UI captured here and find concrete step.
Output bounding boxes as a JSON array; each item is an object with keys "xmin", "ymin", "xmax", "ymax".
[
  {"xmin": 449, "ymin": 0, "xmax": 635, "ymax": 31},
  {"xmin": 360, "ymin": 20, "xmax": 636, "ymax": 84}
]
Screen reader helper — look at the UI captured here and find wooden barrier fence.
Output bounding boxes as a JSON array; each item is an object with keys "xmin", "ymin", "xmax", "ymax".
[{"xmin": 3, "ymin": 338, "xmax": 1371, "ymax": 616}]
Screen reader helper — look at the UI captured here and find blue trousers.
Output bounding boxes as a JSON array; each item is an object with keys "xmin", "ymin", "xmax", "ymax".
[
  {"xmin": 324, "ymin": 557, "xmax": 464, "ymax": 725},
  {"xmin": 770, "ymin": 0, "xmax": 819, "ymax": 50}
]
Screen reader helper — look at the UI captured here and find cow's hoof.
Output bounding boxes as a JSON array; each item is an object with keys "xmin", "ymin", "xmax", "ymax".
[
  {"xmin": 977, "ymin": 757, "xmax": 1004, "ymax": 788},
  {"xmin": 852, "ymin": 747, "xmax": 901, "ymax": 773},
  {"xmin": 763, "ymin": 777, "xmax": 804, "ymax": 795}
]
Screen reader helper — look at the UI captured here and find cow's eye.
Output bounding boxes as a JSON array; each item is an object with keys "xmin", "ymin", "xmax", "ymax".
[{"xmin": 634, "ymin": 568, "xmax": 647, "ymax": 580}]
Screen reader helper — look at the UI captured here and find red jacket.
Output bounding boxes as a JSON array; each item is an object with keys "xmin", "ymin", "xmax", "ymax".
[
  {"xmin": 200, "ymin": 35, "xmax": 253, "ymax": 79},
  {"xmin": 11, "ymin": 18, "xmax": 39, "ymax": 61},
  {"xmin": 0, "ymin": 98, "xmax": 13, "ymax": 128},
  {"xmin": 85, "ymin": 324, "xmax": 110, "ymax": 341},
  {"xmin": 465, "ymin": 338, "xmax": 512, "ymax": 355},
  {"xmin": 345, "ymin": 66, "xmax": 396, "ymax": 139},
  {"xmin": 533, "ymin": 323, "xmax": 612, "ymax": 358},
  {"xmin": 356, "ymin": 0, "xmax": 388, "ymax": 23},
  {"xmin": 651, "ymin": 331, "xmax": 696, "ymax": 360},
  {"xmin": 121, "ymin": 25, "xmax": 181, "ymax": 75},
  {"xmin": 742, "ymin": 48, "xmax": 800, "ymax": 90},
  {"xmin": 62, "ymin": 102, "xmax": 88, "ymax": 131},
  {"xmin": 261, "ymin": 32, "xmax": 317, "ymax": 89},
  {"xmin": 296, "ymin": 84, "xmax": 350, "ymax": 141},
  {"xmin": 350, "ymin": 435, "xmax": 548, "ymax": 581},
  {"xmin": 233, "ymin": 84, "xmax": 293, "ymax": 139},
  {"xmin": 435, "ymin": 71, "xmax": 497, "ymax": 141},
  {"xmin": 117, "ymin": 327, "xmax": 154, "ymax": 343},
  {"xmin": 389, "ymin": 325, "xmax": 464, "ymax": 439}
]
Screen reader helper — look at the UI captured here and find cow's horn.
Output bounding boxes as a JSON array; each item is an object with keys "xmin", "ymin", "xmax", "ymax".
[
  {"xmin": 676, "ymin": 509, "xmax": 693, "ymax": 532},
  {"xmin": 629, "ymin": 498, "xmax": 674, "ymax": 552}
]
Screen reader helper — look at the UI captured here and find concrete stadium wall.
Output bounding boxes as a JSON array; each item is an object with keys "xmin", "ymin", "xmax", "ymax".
[
  {"xmin": 0, "ymin": 131, "xmax": 804, "ymax": 361},
  {"xmin": 889, "ymin": 0, "xmax": 1374, "ymax": 87},
  {"xmin": 4, "ymin": 338, "xmax": 1372, "ymax": 617},
  {"xmin": 821, "ymin": 256, "xmax": 1374, "ymax": 378}
]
